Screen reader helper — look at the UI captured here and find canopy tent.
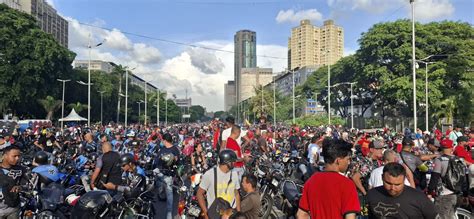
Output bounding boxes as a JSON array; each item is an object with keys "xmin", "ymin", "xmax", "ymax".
[{"xmin": 58, "ymin": 109, "xmax": 87, "ymax": 122}]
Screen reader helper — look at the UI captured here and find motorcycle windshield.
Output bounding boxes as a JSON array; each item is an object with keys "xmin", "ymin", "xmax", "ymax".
[{"xmin": 40, "ymin": 183, "xmax": 65, "ymax": 209}]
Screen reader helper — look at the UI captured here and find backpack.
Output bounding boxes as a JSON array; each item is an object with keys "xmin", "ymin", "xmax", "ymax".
[{"xmin": 442, "ymin": 156, "xmax": 466, "ymax": 193}]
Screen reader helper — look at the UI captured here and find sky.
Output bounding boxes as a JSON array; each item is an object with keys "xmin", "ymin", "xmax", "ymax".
[{"xmin": 46, "ymin": 0, "xmax": 473, "ymax": 112}]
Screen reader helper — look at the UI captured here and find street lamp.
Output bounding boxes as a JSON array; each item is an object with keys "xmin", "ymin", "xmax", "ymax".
[
  {"xmin": 273, "ymin": 75, "xmax": 276, "ymax": 135},
  {"xmin": 165, "ymin": 92, "xmax": 168, "ymax": 127},
  {"xmin": 124, "ymin": 66, "xmax": 137, "ymax": 127},
  {"xmin": 156, "ymin": 89, "xmax": 160, "ymax": 126},
  {"xmin": 410, "ymin": 0, "xmax": 417, "ymax": 131},
  {"xmin": 324, "ymin": 49, "xmax": 331, "ymax": 125},
  {"xmin": 292, "ymin": 69, "xmax": 295, "ymax": 124},
  {"xmin": 137, "ymin": 100, "xmax": 144, "ymax": 124},
  {"xmin": 57, "ymin": 79, "xmax": 70, "ymax": 131},
  {"xmin": 416, "ymin": 57, "xmax": 436, "ymax": 132},
  {"xmin": 99, "ymin": 91, "xmax": 106, "ymax": 125},
  {"xmin": 87, "ymin": 34, "xmax": 105, "ymax": 127}
]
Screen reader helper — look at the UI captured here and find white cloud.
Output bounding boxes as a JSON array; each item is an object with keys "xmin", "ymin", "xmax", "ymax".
[
  {"xmin": 327, "ymin": 0, "xmax": 454, "ymax": 21},
  {"xmin": 187, "ymin": 47, "xmax": 225, "ymax": 74},
  {"xmin": 68, "ymin": 18, "xmax": 286, "ymax": 111},
  {"xmin": 344, "ymin": 47, "xmax": 357, "ymax": 56},
  {"xmin": 131, "ymin": 43, "xmax": 161, "ymax": 64},
  {"xmin": 413, "ymin": 0, "xmax": 454, "ymax": 21},
  {"xmin": 275, "ymin": 9, "xmax": 323, "ymax": 24}
]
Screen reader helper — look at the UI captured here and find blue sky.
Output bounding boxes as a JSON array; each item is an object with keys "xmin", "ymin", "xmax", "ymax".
[{"xmin": 48, "ymin": 0, "xmax": 473, "ymax": 111}]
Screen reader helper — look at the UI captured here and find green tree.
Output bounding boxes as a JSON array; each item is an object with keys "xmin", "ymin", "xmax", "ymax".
[
  {"xmin": 68, "ymin": 102, "xmax": 88, "ymax": 114},
  {"xmin": 190, "ymin": 105, "xmax": 206, "ymax": 122},
  {"xmin": 38, "ymin": 96, "xmax": 61, "ymax": 120},
  {"xmin": 0, "ymin": 4, "xmax": 75, "ymax": 117}
]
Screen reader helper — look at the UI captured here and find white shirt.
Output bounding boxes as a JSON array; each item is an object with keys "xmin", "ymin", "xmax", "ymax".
[
  {"xmin": 221, "ymin": 127, "xmax": 247, "ymax": 146},
  {"xmin": 307, "ymin": 143, "xmax": 322, "ymax": 164},
  {"xmin": 368, "ymin": 165, "xmax": 411, "ymax": 188}
]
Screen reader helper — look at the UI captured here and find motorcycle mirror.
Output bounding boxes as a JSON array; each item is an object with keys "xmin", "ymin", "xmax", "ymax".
[{"xmin": 206, "ymin": 152, "xmax": 213, "ymax": 158}]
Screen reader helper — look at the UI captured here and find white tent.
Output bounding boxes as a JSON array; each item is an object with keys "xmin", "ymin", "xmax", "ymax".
[{"xmin": 58, "ymin": 109, "xmax": 87, "ymax": 122}]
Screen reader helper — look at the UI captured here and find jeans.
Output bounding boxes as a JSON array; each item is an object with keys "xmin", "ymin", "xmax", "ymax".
[
  {"xmin": 434, "ymin": 194, "xmax": 457, "ymax": 219},
  {"xmin": 162, "ymin": 175, "xmax": 174, "ymax": 219}
]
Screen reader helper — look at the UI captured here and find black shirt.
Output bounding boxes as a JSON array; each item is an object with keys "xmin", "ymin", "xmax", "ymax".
[
  {"xmin": 367, "ymin": 186, "xmax": 437, "ymax": 219},
  {"xmin": 155, "ymin": 146, "xmax": 180, "ymax": 175},
  {"xmin": 289, "ymin": 135, "xmax": 300, "ymax": 151},
  {"xmin": 38, "ymin": 135, "xmax": 56, "ymax": 153},
  {"xmin": 0, "ymin": 165, "xmax": 28, "ymax": 208}
]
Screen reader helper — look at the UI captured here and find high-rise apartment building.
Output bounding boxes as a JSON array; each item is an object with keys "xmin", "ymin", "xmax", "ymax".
[
  {"xmin": 240, "ymin": 68, "xmax": 273, "ymax": 102},
  {"xmin": 288, "ymin": 19, "xmax": 343, "ymax": 70},
  {"xmin": 224, "ymin": 81, "xmax": 236, "ymax": 111},
  {"xmin": 234, "ymin": 30, "xmax": 257, "ymax": 107},
  {"xmin": 12, "ymin": 0, "xmax": 69, "ymax": 48}
]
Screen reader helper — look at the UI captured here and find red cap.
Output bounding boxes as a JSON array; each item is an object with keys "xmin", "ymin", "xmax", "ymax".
[{"xmin": 440, "ymin": 139, "xmax": 454, "ymax": 149}]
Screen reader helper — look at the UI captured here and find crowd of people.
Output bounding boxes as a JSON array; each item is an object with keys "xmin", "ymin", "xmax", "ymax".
[{"xmin": 0, "ymin": 116, "xmax": 473, "ymax": 219}]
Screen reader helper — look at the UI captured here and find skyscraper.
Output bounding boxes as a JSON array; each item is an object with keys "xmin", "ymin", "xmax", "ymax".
[
  {"xmin": 288, "ymin": 19, "xmax": 343, "ymax": 70},
  {"xmin": 234, "ymin": 30, "xmax": 256, "ymax": 114}
]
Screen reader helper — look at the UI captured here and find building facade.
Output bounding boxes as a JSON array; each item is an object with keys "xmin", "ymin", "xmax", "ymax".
[
  {"xmin": 240, "ymin": 68, "xmax": 273, "ymax": 102},
  {"xmin": 129, "ymin": 73, "xmax": 157, "ymax": 93},
  {"xmin": 1, "ymin": 0, "xmax": 21, "ymax": 10},
  {"xmin": 234, "ymin": 30, "xmax": 257, "ymax": 107},
  {"xmin": 288, "ymin": 19, "xmax": 343, "ymax": 70},
  {"xmin": 224, "ymin": 81, "xmax": 236, "ymax": 111},
  {"xmin": 73, "ymin": 60, "xmax": 114, "ymax": 74},
  {"xmin": 18, "ymin": 0, "xmax": 69, "ymax": 48},
  {"xmin": 269, "ymin": 66, "xmax": 319, "ymax": 97}
]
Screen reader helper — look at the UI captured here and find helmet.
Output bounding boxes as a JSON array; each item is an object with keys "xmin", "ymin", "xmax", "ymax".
[
  {"xmin": 218, "ymin": 150, "xmax": 237, "ymax": 165},
  {"xmin": 71, "ymin": 190, "xmax": 113, "ymax": 219},
  {"xmin": 160, "ymin": 153, "xmax": 176, "ymax": 167},
  {"xmin": 89, "ymin": 152, "xmax": 99, "ymax": 161},
  {"xmin": 85, "ymin": 146, "xmax": 95, "ymax": 153},
  {"xmin": 120, "ymin": 154, "xmax": 135, "ymax": 167},
  {"xmin": 34, "ymin": 151, "xmax": 49, "ymax": 165},
  {"xmin": 64, "ymin": 163, "xmax": 75, "ymax": 173}
]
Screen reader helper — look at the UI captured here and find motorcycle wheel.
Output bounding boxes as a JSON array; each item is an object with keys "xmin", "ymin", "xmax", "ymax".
[{"xmin": 259, "ymin": 193, "xmax": 273, "ymax": 219}]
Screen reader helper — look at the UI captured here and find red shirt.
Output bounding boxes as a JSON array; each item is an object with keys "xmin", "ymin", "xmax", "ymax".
[
  {"xmin": 226, "ymin": 137, "xmax": 243, "ymax": 168},
  {"xmin": 299, "ymin": 172, "xmax": 360, "ymax": 219},
  {"xmin": 213, "ymin": 128, "xmax": 220, "ymax": 149},
  {"xmin": 454, "ymin": 145, "xmax": 474, "ymax": 164}
]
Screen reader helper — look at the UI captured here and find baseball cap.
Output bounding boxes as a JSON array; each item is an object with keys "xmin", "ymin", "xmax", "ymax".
[
  {"xmin": 457, "ymin": 136, "xmax": 469, "ymax": 143},
  {"xmin": 440, "ymin": 139, "xmax": 454, "ymax": 149}
]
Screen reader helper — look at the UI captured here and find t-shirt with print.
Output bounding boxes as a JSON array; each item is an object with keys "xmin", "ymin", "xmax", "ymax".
[
  {"xmin": 367, "ymin": 186, "xmax": 437, "ymax": 219},
  {"xmin": 299, "ymin": 172, "xmax": 360, "ymax": 219},
  {"xmin": 368, "ymin": 166, "xmax": 411, "ymax": 189},
  {"xmin": 199, "ymin": 166, "xmax": 240, "ymax": 209}
]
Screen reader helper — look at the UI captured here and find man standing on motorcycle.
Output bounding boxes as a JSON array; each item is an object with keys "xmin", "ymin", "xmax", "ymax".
[
  {"xmin": 0, "ymin": 146, "xmax": 27, "ymax": 219},
  {"xmin": 102, "ymin": 153, "xmax": 145, "ymax": 199}
]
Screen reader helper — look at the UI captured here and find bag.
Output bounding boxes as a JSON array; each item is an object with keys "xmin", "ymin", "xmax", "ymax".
[
  {"xmin": 207, "ymin": 167, "xmax": 232, "ymax": 219},
  {"xmin": 442, "ymin": 156, "xmax": 466, "ymax": 193}
]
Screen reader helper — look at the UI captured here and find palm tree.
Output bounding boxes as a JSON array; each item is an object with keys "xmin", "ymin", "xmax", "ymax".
[
  {"xmin": 38, "ymin": 96, "xmax": 62, "ymax": 120},
  {"xmin": 432, "ymin": 97, "xmax": 456, "ymax": 126},
  {"xmin": 67, "ymin": 102, "xmax": 88, "ymax": 114}
]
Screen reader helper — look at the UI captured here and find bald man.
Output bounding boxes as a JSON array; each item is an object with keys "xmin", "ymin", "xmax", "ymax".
[{"xmin": 90, "ymin": 142, "xmax": 122, "ymax": 191}]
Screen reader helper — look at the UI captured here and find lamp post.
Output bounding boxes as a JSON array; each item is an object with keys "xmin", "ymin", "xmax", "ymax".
[
  {"xmin": 416, "ymin": 56, "xmax": 437, "ymax": 132},
  {"xmin": 137, "ymin": 100, "xmax": 144, "ymax": 124},
  {"xmin": 410, "ymin": 0, "xmax": 417, "ymax": 131},
  {"xmin": 165, "ymin": 92, "xmax": 168, "ymax": 127},
  {"xmin": 156, "ymin": 89, "xmax": 160, "ymax": 126},
  {"xmin": 292, "ymin": 69, "xmax": 295, "ymax": 124},
  {"xmin": 57, "ymin": 79, "xmax": 70, "ymax": 131},
  {"xmin": 124, "ymin": 66, "xmax": 137, "ymax": 127},
  {"xmin": 117, "ymin": 73, "xmax": 123, "ymax": 123},
  {"xmin": 144, "ymin": 81, "xmax": 148, "ymax": 126},
  {"xmin": 325, "ymin": 50, "xmax": 331, "ymax": 125},
  {"xmin": 99, "ymin": 91, "xmax": 106, "ymax": 125},
  {"xmin": 87, "ymin": 34, "xmax": 104, "ymax": 127}
]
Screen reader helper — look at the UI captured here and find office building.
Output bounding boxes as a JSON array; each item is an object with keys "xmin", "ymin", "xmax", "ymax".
[
  {"xmin": 73, "ymin": 60, "xmax": 114, "ymax": 74},
  {"xmin": 224, "ymin": 81, "xmax": 236, "ymax": 111},
  {"xmin": 234, "ymin": 30, "xmax": 257, "ymax": 106},
  {"xmin": 288, "ymin": 19, "xmax": 343, "ymax": 70},
  {"xmin": 17, "ymin": 0, "xmax": 69, "ymax": 48},
  {"xmin": 240, "ymin": 68, "xmax": 273, "ymax": 102},
  {"xmin": 1, "ymin": 0, "xmax": 21, "ymax": 10},
  {"xmin": 268, "ymin": 66, "xmax": 319, "ymax": 97}
]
